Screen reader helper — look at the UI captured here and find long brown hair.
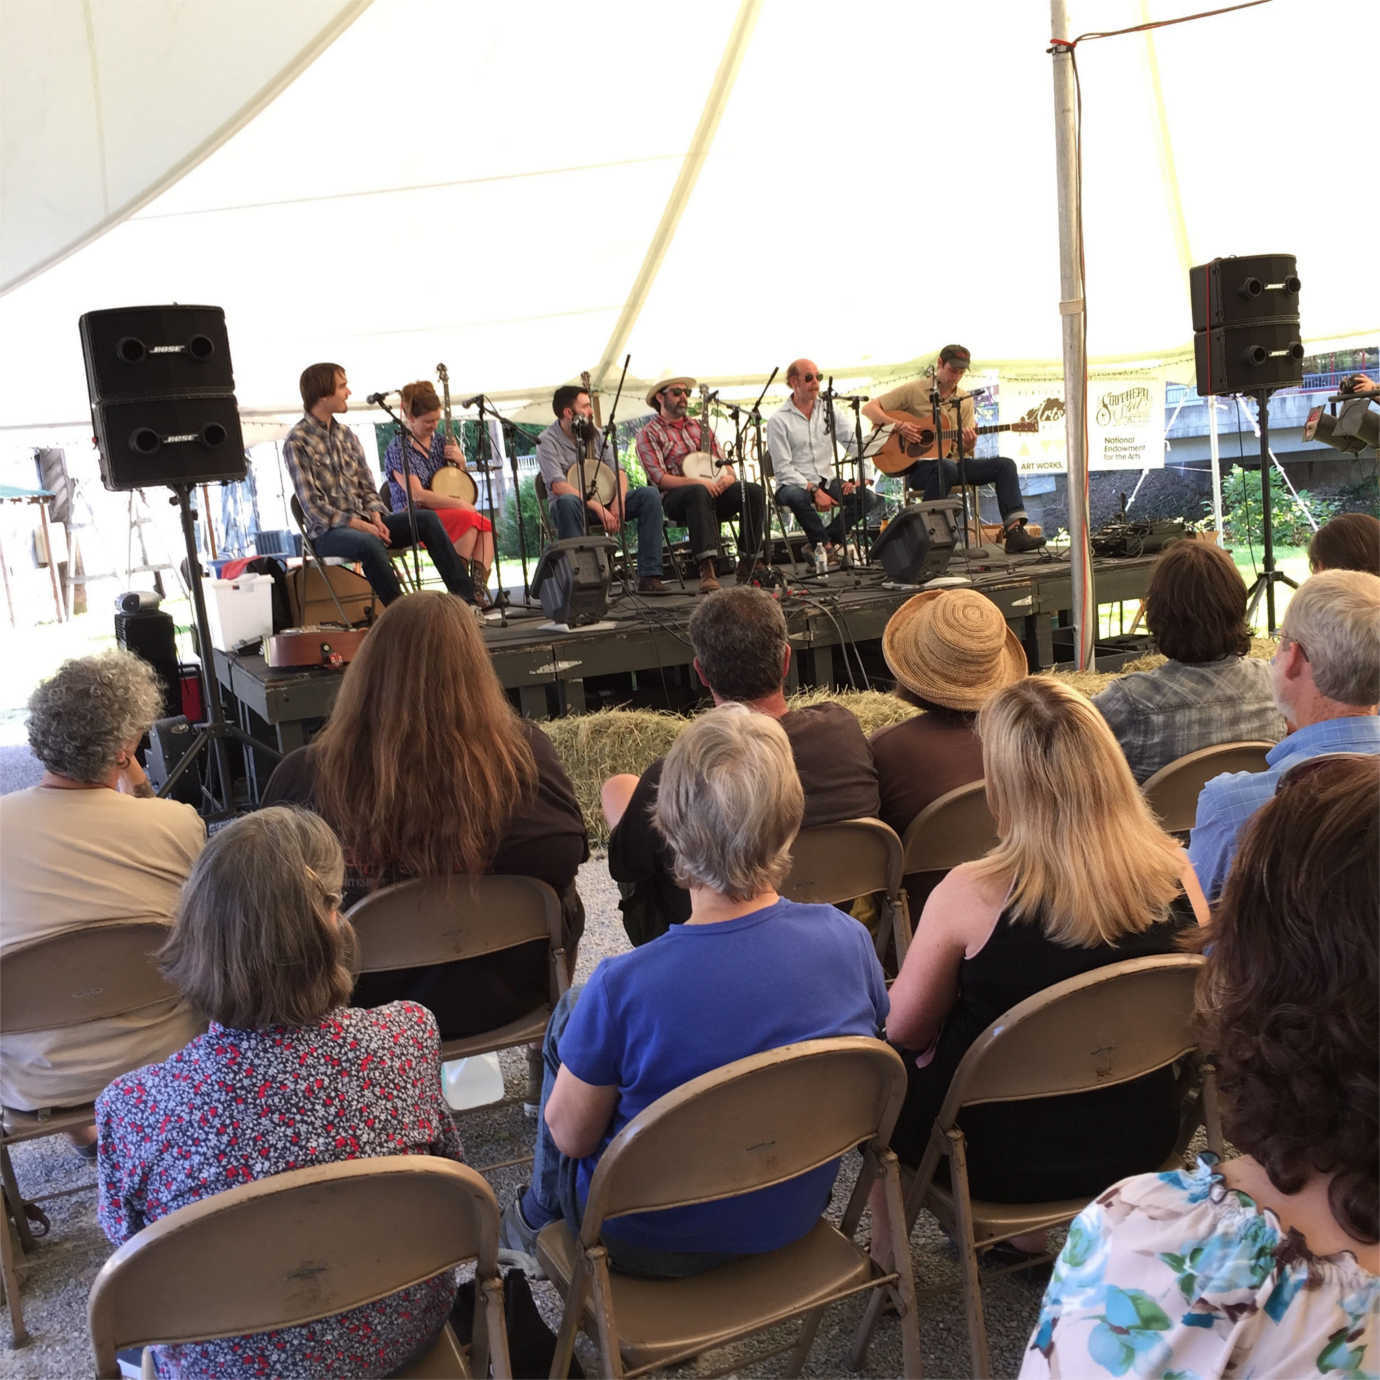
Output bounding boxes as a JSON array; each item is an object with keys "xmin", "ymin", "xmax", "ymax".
[
  {"xmin": 312, "ymin": 592, "xmax": 537, "ymax": 880},
  {"xmin": 1191, "ymin": 754, "xmax": 1378, "ymax": 1243},
  {"xmin": 972, "ymin": 677, "xmax": 1184, "ymax": 946}
]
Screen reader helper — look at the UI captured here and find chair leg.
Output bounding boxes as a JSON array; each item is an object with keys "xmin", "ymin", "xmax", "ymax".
[
  {"xmin": 548, "ymin": 1255, "xmax": 587, "ymax": 1380},
  {"xmin": 1, "ymin": 1190, "xmax": 28, "ymax": 1346},
  {"xmin": 662, "ymin": 523, "xmax": 687, "ymax": 588},
  {"xmin": 880, "ymin": 1151, "xmax": 923, "ymax": 1379},
  {"xmin": 0, "ymin": 1149, "xmax": 34, "ymax": 1253},
  {"xmin": 848, "ymin": 1287, "xmax": 887, "ymax": 1371},
  {"xmin": 588, "ymin": 1251, "xmax": 624, "ymax": 1379},
  {"xmin": 784, "ymin": 1306, "xmax": 826, "ymax": 1377},
  {"xmin": 949, "ymin": 1135, "xmax": 993, "ymax": 1379},
  {"xmin": 475, "ymin": 1271, "xmax": 510, "ymax": 1380}
]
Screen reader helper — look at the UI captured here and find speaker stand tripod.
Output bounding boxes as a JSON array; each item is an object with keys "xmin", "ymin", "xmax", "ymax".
[
  {"xmin": 1241, "ymin": 388, "xmax": 1298, "ymax": 635},
  {"xmin": 157, "ymin": 483, "xmax": 278, "ymax": 821}
]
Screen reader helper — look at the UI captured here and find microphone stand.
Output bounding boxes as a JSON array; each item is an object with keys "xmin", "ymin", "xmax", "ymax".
[
  {"xmin": 712, "ymin": 395, "xmax": 753, "ymax": 572},
  {"xmin": 598, "ymin": 353, "xmax": 636, "ymax": 599},
  {"xmin": 467, "ymin": 395, "xmax": 510, "ymax": 625},
  {"xmin": 837, "ymin": 390, "xmax": 875, "ymax": 567},
  {"xmin": 744, "ymin": 367, "xmax": 778, "ymax": 575},
  {"xmin": 374, "ymin": 396, "xmax": 423, "ymax": 589}
]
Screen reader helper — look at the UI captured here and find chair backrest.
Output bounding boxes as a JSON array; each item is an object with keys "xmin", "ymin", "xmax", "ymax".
[
  {"xmin": 581, "ymin": 1037, "xmax": 905, "ymax": 1244},
  {"xmin": 781, "ymin": 818, "xmax": 902, "ymax": 907},
  {"xmin": 900, "ymin": 779, "xmax": 996, "ymax": 875},
  {"xmin": 346, "ymin": 874, "xmax": 564, "ymax": 974},
  {"xmin": 1142, "ymin": 740, "xmax": 1274, "ymax": 833},
  {"xmin": 0, "ymin": 922, "xmax": 176, "ymax": 1035},
  {"xmin": 88, "ymin": 1156, "xmax": 498, "ymax": 1372},
  {"xmin": 377, "ymin": 479, "xmax": 396, "ymax": 513},
  {"xmin": 289, "ymin": 492, "xmax": 307, "ymax": 532},
  {"xmin": 936, "ymin": 954, "xmax": 1205, "ymax": 1126}
]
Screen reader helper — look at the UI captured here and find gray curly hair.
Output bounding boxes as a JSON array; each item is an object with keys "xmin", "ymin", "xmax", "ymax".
[{"xmin": 27, "ymin": 649, "xmax": 165, "ymax": 782}]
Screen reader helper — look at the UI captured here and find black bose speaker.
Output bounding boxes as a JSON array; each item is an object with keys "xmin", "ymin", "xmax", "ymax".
[
  {"xmin": 79, "ymin": 305, "xmax": 246, "ymax": 489},
  {"xmin": 1189, "ymin": 255, "xmax": 1303, "ymax": 397},
  {"xmin": 530, "ymin": 536, "xmax": 616, "ymax": 626},
  {"xmin": 869, "ymin": 500, "xmax": 961, "ymax": 583}
]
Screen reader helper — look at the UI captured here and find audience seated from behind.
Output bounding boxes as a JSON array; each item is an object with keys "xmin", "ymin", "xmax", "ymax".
[
  {"xmin": 1022, "ymin": 754, "xmax": 1379, "ymax": 1379},
  {"xmin": 1188, "ymin": 568, "xmax": 1380, "ymax": 900},
  {"xmin": 96, "ymin": 807, "xmax": 464, "ymax": 1379},
  {"xmin": 0, "ymin": 651, "xmax": 203, "ymax": 1142},
  {"xmin": 1308, "ymin": 510, "xmax": 1380, "ymax": 575},
  {"xmin": 870, "ymin": 677, "xmax": 1209, "ymax": 1267},
  {"xmin": 501, "ymin": 705, "xmax": 888, "ymax": 1279},
  {"xmin": 602, "ymin": 586, "xmax": 878, "ymax": 947},
  {"xmin": 1093, "ymin": 538, "xmax": 1285, "ymax": 784},
  {"xmin": 261, "ymin": 590, "xmax": 588, "ymax": 1038},
  {"xmin": 868, "ymin": 585, "xmax": 1027, "ymax": 838}
]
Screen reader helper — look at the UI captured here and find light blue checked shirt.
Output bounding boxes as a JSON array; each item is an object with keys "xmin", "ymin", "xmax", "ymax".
[{"xmin": 1188, "ymin": 714, "xmax": 1380, "ymax": 899}]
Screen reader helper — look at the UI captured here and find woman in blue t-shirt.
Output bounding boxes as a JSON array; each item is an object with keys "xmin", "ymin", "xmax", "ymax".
[{"xmin": 501, "ymin": 704, "xmax": 889, "ymax": 1279}]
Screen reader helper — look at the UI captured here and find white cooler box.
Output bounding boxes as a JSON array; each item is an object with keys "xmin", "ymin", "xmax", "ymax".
[{"xmin": 202, "ymin": 571, "xmax": 275, "ymax": 651}]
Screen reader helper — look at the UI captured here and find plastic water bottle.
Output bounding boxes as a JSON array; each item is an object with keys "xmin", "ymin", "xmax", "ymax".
[
  {"xmin": 441, "ymin": 1051, "xmax": 505, "ymax": 1111},
  {"xmin": 814, "ymin": 545, "xmax": 829, "ymax": 580}
]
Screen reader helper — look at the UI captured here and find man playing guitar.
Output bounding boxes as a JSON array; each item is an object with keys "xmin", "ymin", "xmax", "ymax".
[
  {"xmin": 862, "ymin": 344, "xmax": 1046, "ymax": 554},
  {"xmin": 535, "ymin": 384, "xmax": 667, "ymax": 594}
]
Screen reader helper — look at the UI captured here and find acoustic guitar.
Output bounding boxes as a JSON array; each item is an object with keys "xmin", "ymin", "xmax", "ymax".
[{"xmin": 865, "ymin": 418, "xmax": 1039, "ymax": 476}]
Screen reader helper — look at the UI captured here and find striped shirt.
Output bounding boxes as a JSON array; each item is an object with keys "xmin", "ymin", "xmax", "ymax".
[
  {"xmin": 283, "ymin": 413, "xmax": 385, "ymax": 539},
  {"xmin": 1093, "ymin": 656, "xmax": 1284, "ymax": 785},
  {"xmin": 635, "ymin": 416, "xmax": 723, "ymax": 488}
]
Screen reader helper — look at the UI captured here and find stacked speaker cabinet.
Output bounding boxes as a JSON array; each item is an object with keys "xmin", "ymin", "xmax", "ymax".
[
  {"xmin": 78, "ymin": 305, "xmax": 247, "ymax": 490},
  {"xmin": 1190, "ymin": 255, "xmax": 1304, "ymax": 397}
]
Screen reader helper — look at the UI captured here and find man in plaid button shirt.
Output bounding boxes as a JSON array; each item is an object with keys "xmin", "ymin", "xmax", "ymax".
[{"xmin": 283, "ymin": 363, "xmax": 476, "ymax": 607}]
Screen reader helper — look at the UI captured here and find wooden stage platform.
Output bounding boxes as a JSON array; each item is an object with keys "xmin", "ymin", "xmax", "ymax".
[{"xmin": 213, "ymin": 549, "xmax": 1158, "ymax": 794}]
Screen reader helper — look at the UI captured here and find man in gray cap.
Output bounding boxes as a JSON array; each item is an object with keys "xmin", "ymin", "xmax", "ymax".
[
  {"xmin": 635, "ymin": 376, "xmax": 766, "ymax": 593},
  {"xmin": 863, "ymin": 344, "xmax": 1045, "ymax": 554}
]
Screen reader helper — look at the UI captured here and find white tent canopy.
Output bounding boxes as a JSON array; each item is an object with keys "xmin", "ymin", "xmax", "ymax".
[{"xmin": 2, "ymin": 0, "xmax": 1376, "ymax": 432}]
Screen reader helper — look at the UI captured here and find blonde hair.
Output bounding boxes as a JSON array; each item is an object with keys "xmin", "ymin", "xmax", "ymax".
[
  {"xmin": 654, "ymin": 704, "xmax": 803, "ymax": 901},
  {"xmin": 312, "ymin": 592, "xmax": 537, "ymax": 881},
  {"xmin": 971, "ymin": 677, "xmax": 1183, "ymax": 946}
]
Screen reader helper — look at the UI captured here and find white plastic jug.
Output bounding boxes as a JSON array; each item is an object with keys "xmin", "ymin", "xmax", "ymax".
[{"xmin": 441, "ymin": 1051, "xmax": 505, "ymax": 1111}]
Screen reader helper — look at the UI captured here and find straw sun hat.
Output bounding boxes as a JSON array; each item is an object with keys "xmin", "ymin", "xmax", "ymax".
[
  {"xmin": 882, "ymin": 588, "xmax": 1027, "ymax": 712},
  {"xmin": 645, "ymin": 376, "xmax": 696, "ymax": 409}
]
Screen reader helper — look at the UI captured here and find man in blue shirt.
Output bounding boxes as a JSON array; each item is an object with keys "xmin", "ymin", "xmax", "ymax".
[
  {"xmin": 1188, "ymin": 568, "xmax": 1380, "ymax": 900},
  {"xmin": 500, "ymin": 705, "xmax": 888, "ymax": 1278}
]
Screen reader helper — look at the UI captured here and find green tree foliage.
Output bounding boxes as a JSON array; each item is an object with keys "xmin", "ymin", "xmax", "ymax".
[{"xmin": 1209, "ymin": 465, "xmax": 1340, "ymax": 548}]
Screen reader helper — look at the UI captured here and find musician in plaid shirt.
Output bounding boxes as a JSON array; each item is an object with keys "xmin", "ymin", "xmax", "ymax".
[
  {"xmin": 283, "ymin": 363, "xmax": 476, "ymax": 607},
  {"xmin": 636, "ymin": 375, "xmax": 765, "ymax": 594}
]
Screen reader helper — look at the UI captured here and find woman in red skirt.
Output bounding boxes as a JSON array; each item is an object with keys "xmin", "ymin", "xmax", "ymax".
[{"xmin": 384, "ymin": 380, "xmax": 495, "ymax": 604}]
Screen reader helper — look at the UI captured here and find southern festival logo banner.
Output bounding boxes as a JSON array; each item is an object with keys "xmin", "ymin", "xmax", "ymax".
[{"xmin": 995, "ymin": 369, "xmax": 1165, "ymax": 475}]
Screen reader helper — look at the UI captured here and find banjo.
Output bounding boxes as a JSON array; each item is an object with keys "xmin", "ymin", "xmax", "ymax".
[
  {"xmin": 680, "ymin": 385, "xmax": 727, "ymax": 481},
  {"xmin": 429, "ymin": 363, "xmax": 479, "ymax": 504},
  {"xmin": 565, "ymin": 368, "xmax": 619, "ymax": 505}
]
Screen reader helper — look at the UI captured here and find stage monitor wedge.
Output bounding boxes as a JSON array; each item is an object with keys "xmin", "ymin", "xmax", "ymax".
[
  {"xmin": 79, "ymin": 305, "xmax": 247, "ymax": 490},
  {"xmin": 869, "ymin": 500, "xmax": 961, "ymax": 584}
]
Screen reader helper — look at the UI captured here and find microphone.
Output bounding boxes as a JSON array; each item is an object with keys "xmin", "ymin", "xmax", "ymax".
[
  {"xmin": 460, "ymin": 393, "xmax": 484, "ymax": 409},
  {"xmin": 366, "ymin": 390, "xmax": 395, "ymax": 406}
]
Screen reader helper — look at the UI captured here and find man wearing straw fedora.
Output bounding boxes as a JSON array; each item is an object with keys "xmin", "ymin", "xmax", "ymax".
[
  {"xmin": 636, "ymin": 376, "xmax": 766, "ymax": 594},
  {"xmin": 870, "ymin": 588, "xmax": 1029, "ymax": 848}
]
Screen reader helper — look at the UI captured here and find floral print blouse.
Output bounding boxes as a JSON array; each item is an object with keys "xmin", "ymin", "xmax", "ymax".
[
  {"xmin": 96, "ymin": 1003, "xmax": 464, "ymax": 1379},
  {"xmin": 1021, "ymin": 1156, "xmax": 1378, "ymax": 1379}
]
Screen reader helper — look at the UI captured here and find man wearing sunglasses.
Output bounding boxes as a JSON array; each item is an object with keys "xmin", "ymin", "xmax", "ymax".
[
  {"xmin": 636, "ymin": 376, "xmax": 766, "ymax": 594},
  {"xmin": 862, "ymin": 344, "xmax": 1045, "ymax": 555},
  {"xmin": 767, "ymin": 358, "xmax": 885, "ymax": 566}
]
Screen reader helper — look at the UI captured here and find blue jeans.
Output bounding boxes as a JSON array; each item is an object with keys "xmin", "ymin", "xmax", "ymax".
[
  {"xmin": 548, "ymin": 487, "xmax": 664, "ymax": 576},
  {"xmin": 314, "ymin": 511, "xmax": 476, "ymax": 605},
  {"xmin": 903, "ymin": 454, "xmax": 1027, "ymax": 525},
  {"xmin": 523, "ymin": 987, "xmax": 739, "ymax": 1279},
  {"xmin": 776, "ymin": 479, "xmax": 885, "ymax": 547}
]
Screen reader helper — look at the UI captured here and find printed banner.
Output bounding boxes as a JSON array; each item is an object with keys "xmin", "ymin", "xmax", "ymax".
[{"xmin": 995, "ymin": 369, "xmax": 1165, "ymax": 474}]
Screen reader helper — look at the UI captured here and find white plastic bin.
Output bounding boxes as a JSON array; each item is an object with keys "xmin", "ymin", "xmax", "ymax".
[{"xmin": 202, "ymin": 572, "xmax": 274, "ymax": 650}]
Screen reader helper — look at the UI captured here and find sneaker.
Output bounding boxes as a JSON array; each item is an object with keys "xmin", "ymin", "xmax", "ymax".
[
  {"xmin": 636, "ymin": 575, "xmax": 669, "ymax": 595},
  {"xmin": 698, "ymin": 559, "xmax": 721, "ymax": 594},
  {"xmin": 499, "ymin": 1193, "xmax": 547, "ymax": 1279},
  {"xmin": 1004, "ymin": 523, "xmax": 1047, "ymax": 554}
]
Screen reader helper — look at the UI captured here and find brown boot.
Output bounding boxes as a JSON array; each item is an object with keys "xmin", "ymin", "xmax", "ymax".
[{"xmin": 698, "ymin": 559, "xmax": 721, "ymax": 594}]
